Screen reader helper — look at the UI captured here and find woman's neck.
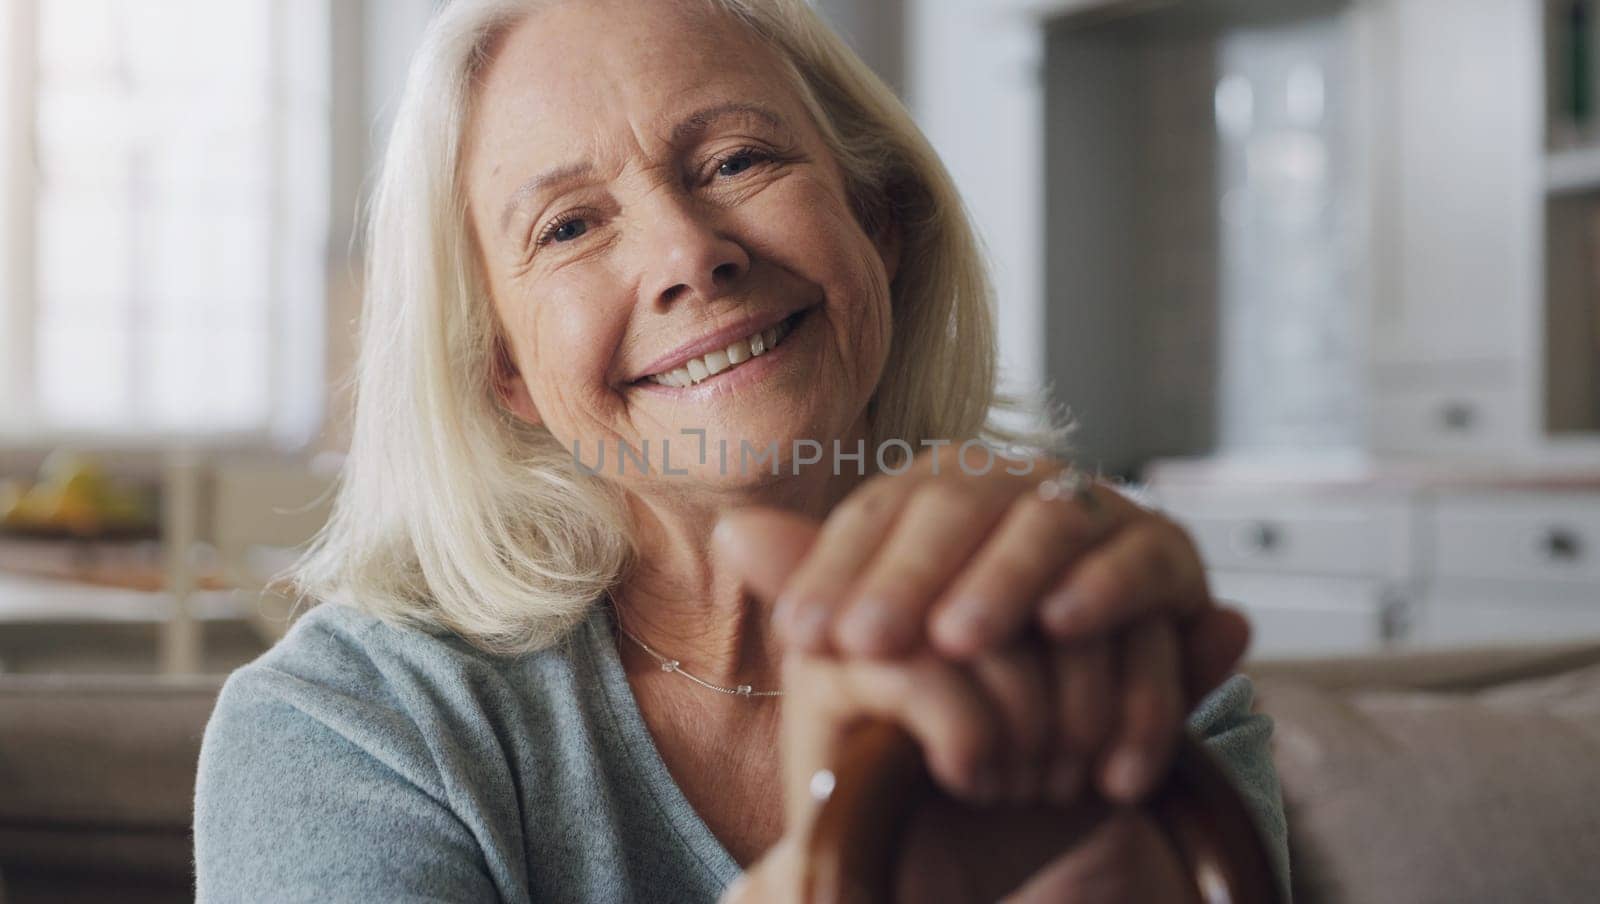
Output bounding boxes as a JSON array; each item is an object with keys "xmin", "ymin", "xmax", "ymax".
[{"xmin": 609, "ymin": 457, "xmax": 862, "ymax": 700}]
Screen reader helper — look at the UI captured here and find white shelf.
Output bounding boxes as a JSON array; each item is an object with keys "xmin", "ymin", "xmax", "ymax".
[{"xmin": 1546, "ymin": 145, "xmax": 1600, "ymax": 195}]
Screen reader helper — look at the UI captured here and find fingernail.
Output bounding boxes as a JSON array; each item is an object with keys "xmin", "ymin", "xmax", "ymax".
[
  {"xmin": 1042, "ymin": 589, "xmax": 1086, "ymax": 635},
  {"xmin": 1106, "ymin": 750, "xmax": 1149, "ymax": 801},
  {"xmin": 938, "ymin": 602, "xmax": 994, "ymax": 648},
  {"xmin": 1047, "ymin": 760, "xmax": 1082, "ymax": 804}
]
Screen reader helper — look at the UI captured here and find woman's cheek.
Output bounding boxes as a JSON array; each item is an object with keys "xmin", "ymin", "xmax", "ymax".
[
  {"xmin": 526, "ymin": 295, "xmax": 629, "ymax": 439},
  {"xmin": 839, "ymin": 244, "xmax": 895, "ymax": 387}
]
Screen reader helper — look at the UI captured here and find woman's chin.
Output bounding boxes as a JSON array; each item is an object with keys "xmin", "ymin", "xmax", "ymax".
[{"xmin": 594, "ymin": 423, "xmax": 844, "ymax": 487}]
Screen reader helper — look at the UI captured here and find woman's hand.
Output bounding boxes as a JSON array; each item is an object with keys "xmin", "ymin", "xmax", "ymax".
[
  {"xmin": 770, "ymin": 447, "xmax": 1239, "ymax": 679},
  {"xmin": 720, "ymin": 447, "xmax": 1250, "ymax": 801}
]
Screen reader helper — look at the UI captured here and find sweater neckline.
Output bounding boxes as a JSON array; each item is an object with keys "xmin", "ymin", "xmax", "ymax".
[{"xmin": 581, "ymin": 602, "xmax": 744, "ymax": 888}]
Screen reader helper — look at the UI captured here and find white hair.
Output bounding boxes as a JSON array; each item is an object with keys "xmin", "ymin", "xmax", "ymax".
[{"xmin": 290, "ymin": 0, "xmax": 1057, "ymax": 654}]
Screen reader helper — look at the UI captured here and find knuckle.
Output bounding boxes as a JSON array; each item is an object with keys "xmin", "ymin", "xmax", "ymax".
[
  {"xmin": 1141, "ymin": 545, "xmax": 1181, "ymax": 594},
  {"xmin": 837, "ymin": 476, "xmax": 900, "ymax": 523},
  {"xmin": 1027, "ymin": 492, "xmax": 1098, "ymax": 544},
  {"xmin": 978, "ymin": 543, "xmax": 1048, "ymax": 588},
  {"xmin": 1154, "ymin": 518, "xmax": 1204, "ymax": 571},
  {"xmin": 1086, "ymin": 554, "xmax": 1139, "ymax": 604},
  {"xmin": 1011, "ymin": 488, "xmax": 1057, "ymax": 522},
  {"xmin": 872, "ymin": 548, "xmax": 944, "ymax": 589},
  {"xmin": 1162, "ymin": 516, "xmax": 1197, "ymax": 550},
  {"xmin": 875, "ymin": 663, "xmax": 923, "ymax": 706},
  {"xmin": 912, "ymin": 478, "xmax": 980, "ymax": 516},
  {"xmin": 1142, "ymin": 523, "xmax": 1190, "ymax": 582},
  {"xmin": 1150, "ymin": 510, "xmax": 1191, "ymax": 542}
]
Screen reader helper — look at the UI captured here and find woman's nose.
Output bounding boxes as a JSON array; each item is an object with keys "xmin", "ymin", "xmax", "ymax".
[{"xmin": 638, "ymin": 196, "xmax": 751, "ymax": 307}]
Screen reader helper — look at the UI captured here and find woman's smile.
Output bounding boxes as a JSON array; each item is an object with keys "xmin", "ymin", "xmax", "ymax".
[{"xmin": 631, "ymin": 307, "xmax": 812, "ymax": 393}]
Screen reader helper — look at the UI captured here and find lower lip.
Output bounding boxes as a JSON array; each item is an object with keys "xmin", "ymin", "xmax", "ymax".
[{"xmin": 630, "ymin": 310, "xmax": 811, "ymax": 398}]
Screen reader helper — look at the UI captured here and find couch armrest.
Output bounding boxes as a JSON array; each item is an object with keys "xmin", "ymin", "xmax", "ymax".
[{"xmin": 1243, "ymin": 639, "xmax": 1600, "ymax": 692}]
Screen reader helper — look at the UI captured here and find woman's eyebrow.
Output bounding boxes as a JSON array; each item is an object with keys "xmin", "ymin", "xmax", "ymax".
[
  {"xmin": 669, "ymin": 101, "xmax": 786, "ymax": 144},
  {"xmin": 497, "ymin": 103, "xmax": 786, "ymax": 236},
  {"xmin": 500, "ymin": 161, "xmax": 593, "ymax": 236}
]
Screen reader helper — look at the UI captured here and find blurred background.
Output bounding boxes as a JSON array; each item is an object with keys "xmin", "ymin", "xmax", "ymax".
[
  {"xmin": 2, "ymin": 1, "xmax": 1600, "ymax": 902},
  {"xmin": 0, "ymin": 0, "xmax": 1592, "ymax": 660},
  {"xmin": 4, "ymin": 0, "xmax": 1597, "ymax": 671}
]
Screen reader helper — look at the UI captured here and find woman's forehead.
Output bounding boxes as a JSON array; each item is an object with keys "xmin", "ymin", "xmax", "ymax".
[
  {"xmin": 470, "ymin": 1, "xmax": 805, "ymax": 167},
  {"xmin": 465, "ymin": 0, "xmax": 822, "ymax": 240}
]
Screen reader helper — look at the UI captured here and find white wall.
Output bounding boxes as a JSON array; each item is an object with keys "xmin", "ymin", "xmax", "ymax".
[{"xmin": 905, "ymin": 0, "xmax": 1048, "ymax": 407}]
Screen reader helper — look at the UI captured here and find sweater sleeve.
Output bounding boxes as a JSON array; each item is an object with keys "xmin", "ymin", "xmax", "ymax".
[
  {"xmin": 193, "ymin": 661, "xmax": 503, "ymax": 903},
  {"xmin": 1189, "ymin": 673, "xmax": 1292, "ymax": 902}
]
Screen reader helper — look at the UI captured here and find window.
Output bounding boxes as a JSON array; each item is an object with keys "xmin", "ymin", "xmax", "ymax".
[{"xmin": 0, "ymin": 0, "xmax": 329, "ymax": 445}]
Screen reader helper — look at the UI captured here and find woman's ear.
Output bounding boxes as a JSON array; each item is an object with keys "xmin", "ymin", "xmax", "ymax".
[{"xmin": 492, "ymin": 336, "xmax": 542, "ymax": 426}]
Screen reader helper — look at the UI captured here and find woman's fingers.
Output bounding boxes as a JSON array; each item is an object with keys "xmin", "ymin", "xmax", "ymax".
[
  {"xmin": 771, "ymin": 477, "xmax": 907, "ymax": 653},
  {"xmin": 713, "ymin": 507, "xmax": 821, "ymax": 604},
  {"xmin": 967, "ymin": 640, "xmax": 1054, "ymax": 803},
  {"xmin": 769, "ymin": 448, "xmax": 1035, "ymax": 659},
  {"xmin": 781, "ymin": 653, "xmax": 1005, "ymax": 817},
  {"xmin": 928, "ymin": 485, "xmax": 1109, "ymax": 658},
  {"xmin": 1100, "ymin": 618, "xmax": 1184, "ymax": 803},
  {"xmin": 831, "ymin": 481, "xmax": 1013, "ymax": 657},
  {"xmin": 1050, "ymin": 638, "xmax": 1113, "ymax": 803},
  {"xmin": 1181, "ymin": 604, "xmax": 1251, "ymax": 706},
  {"xmin": 1039, "ymin": 517, "xmax": 1210, "ymax": 641}
]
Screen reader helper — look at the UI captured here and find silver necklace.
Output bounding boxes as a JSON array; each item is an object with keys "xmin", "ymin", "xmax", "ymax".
[{"xmin": 615, "ymin": 622, "xmax": 784, "ymax": 698}]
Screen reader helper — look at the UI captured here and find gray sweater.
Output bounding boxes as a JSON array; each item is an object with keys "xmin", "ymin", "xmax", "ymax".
[{"xmin": 194, "ymin": 601, "xmax": 1289, "ymax": 903}]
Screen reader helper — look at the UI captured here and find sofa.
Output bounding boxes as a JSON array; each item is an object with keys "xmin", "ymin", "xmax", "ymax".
[
  {"xmin": 1245, "ymin": 641, "xmax": 1600, "ymax": 904},
  {"xmin": 3, "ymin": 641, "xmax": 1600, "ymax": 903},
  {"xmin": 0, "ymin": 674, "xmax": 222, "ymax": 904}
]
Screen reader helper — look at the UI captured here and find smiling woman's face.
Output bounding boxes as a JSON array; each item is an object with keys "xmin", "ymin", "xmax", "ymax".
[{"xmin": 464, "ymin": 0, "xmax": 898, "ymax": 494}]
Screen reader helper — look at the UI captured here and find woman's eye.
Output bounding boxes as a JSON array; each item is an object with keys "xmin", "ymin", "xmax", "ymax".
[
  {"xmin": 539, "ymin": 216, "xmax": 589, "ymax": 246},
  {"xmin": 718, "ymin": 153, "xmax": 755, "ymax": 177},
  {"xmin": 715, "ymin": 149, "xmax": 769, "ymax": 178}
]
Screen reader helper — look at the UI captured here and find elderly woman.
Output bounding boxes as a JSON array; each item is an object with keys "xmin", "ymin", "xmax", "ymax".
[{"xmin": 195, "ymin": 0, "xmax": 1287, "ymax": 901}]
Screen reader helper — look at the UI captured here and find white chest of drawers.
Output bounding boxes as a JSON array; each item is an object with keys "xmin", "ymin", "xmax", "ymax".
[{"xmin": 1147, "ymin": 464, "xmax": 1600, "ymax": 657}]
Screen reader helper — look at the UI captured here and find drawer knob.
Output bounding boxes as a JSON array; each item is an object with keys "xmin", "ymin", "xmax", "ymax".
[
  {"xmin": 1541, "ymin": 527, "xmax": 1583, "ymax": 563},
  {"xmin": 1438, "ymin": 401, "xmax": 1476, "ymax": 432},
  {"xmin": 1379, "ymin": 586, "xmax": 1413, "ymax": 644},
  {"xmin": 1232, "ymin": 521, "xmax": 1283, "ymax": 557}
]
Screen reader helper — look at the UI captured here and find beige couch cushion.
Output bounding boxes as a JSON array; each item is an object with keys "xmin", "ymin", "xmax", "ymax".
[
  {"xmin": 0, "ymin": 674, "xmax": 221, "ymax": 887},
  {"xmin": 1256, "ymin": 663, "xmax": 1600, "ymax": 904}
]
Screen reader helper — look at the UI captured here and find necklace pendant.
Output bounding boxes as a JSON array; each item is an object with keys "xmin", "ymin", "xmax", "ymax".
[
  {"xmin": 736, "ymin": 684, "xmax": 753, "ymax": 696},
  {"xmin": 661, "ymin": 659, "xmax": 680, "ymax": 672}
]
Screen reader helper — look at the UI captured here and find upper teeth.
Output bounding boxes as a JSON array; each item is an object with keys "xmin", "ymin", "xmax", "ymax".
[{"xmin": 647, "ymin": 318, "xmax": 795, "ymax": 387}]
